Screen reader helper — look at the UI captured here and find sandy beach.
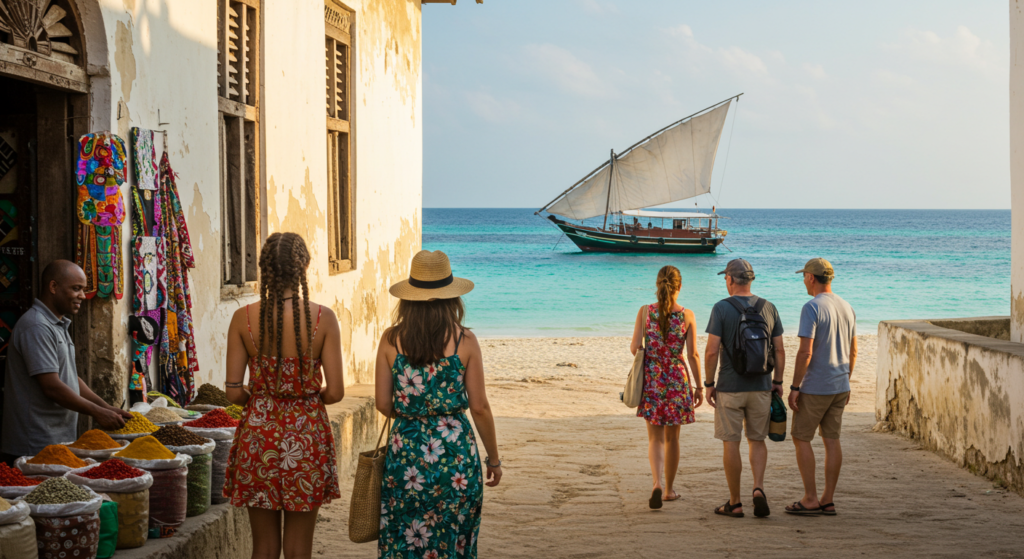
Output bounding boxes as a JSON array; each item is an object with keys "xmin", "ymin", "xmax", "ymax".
[{"xmin": 313, "ymin": 335, "xmax": 1024, "ymax": 557}]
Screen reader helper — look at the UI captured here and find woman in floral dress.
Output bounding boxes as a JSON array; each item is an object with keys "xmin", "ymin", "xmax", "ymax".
[
  {"xmin": 223, "ymin": 232, "xmax": 346, "ymax": 559},
  {"xmin": 376, "ymin": 250, "xmax": 502, "ymax": 558},
  {"xmin": 630, "ymin": 265, "xmax": 703, "ymax": 509}
]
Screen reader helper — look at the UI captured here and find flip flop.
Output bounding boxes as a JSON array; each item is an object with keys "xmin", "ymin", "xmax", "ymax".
[
  {"xmin": 649, "ymin": 488, "xmax": 663, "ymax": 510},
  {"xmin": 819, "ymin": 502, "xmax": 836, "ymax": 516},
  {"xmin": 784, "ymin": 501, "xmax": 822, "ymax": 515},
  {"xmin": 752, "ymin": 487, "xmax": 770, "ymax": 518},
  {"xmin": 714, "ymin": 501, "xmax": 744, "ymax": 518},
  {"xmin": 664, "ymin": 492, "xmax": 681, "ymax": 502}
]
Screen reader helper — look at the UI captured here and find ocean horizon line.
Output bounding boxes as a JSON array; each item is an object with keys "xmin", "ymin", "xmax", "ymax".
[{"xmin": 424, "ymin": 207, "xmax": 1012, "ymax": 211}]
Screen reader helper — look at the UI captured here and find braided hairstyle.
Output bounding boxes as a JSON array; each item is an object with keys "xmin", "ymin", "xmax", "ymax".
[
  {"xmin": 655, "ymin": 265, "xmax": 682, "ymax": 339},
  {"xmin": 256, "ymin": 233, "xmax": 313, "ymax": 386}
]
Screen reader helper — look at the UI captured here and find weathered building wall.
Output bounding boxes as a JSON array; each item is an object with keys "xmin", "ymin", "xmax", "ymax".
[
  {"xmin": 876, "ymin": 319, "xmax": 1024, "ymax": 495},
  {"xmin": 85, "ymin": 0, "xmax": 422, "ymax": 394},
  {"xmin": 1012, "ymin": 0, "xmax": 1024, "ymax": 342}
]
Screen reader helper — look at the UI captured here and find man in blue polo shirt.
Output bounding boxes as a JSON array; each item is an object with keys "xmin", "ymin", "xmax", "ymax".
[{"xmin": 1, "ymin": 261, "xmax": 130, "ymax": 464}]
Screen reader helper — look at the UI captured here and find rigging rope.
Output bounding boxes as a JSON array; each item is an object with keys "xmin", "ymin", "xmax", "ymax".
[{"xmin": 714, "ymin": 98, "xmax": 740, "ymax": 207}]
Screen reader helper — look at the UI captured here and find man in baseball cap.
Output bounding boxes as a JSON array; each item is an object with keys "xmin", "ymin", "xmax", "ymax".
[
  {"xmin": 705, "ymin": 258, "xmax": 786, "ymax": 518},
  {"xmin": 785, "ymin": 258, "xmax": 857, "ymax": 517}
]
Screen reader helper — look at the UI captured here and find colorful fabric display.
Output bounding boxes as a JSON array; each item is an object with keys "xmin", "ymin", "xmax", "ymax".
[
  {"xmin": 76, "ymin": 133, "xmax": 127, "ymax": 227},
  {"xmin": 130, "ymin": 128, "xmax": 159, "ymax": 191},
  {"xmin": 132, "ymin": 236, "xmax": 166, "ymax": 312},
  {"xmin": 76, "ymin": 223, "xmax": 98, "ymax": 298},
  {"xmin": 93, "ymin": 226, "xmax": 123, "ymax": 300}
]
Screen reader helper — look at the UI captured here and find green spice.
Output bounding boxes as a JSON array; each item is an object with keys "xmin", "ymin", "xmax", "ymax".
[
  {"xmin": 190, "ymin": 383, "xmax": 231, "ymax": 407},
  {"xmin": 23, "ymin": 477, "xmax": 92, "ymax": 505},
  {"xmin": 185, "ymin": 453, "xmax": 212, "ymax": 517}
]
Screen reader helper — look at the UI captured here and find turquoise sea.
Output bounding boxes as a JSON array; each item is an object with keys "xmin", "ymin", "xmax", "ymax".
[{"xmin": 423, "ymin": 209, "xmax": 1011, "ymax": 337}]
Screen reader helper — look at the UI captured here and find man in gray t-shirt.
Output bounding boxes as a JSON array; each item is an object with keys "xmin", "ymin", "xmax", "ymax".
[
  {"xmin": 1, "ymin": 261, "xmax": 130, "ymax": 462},
  {"xmin": 785, "ymin": 258, "xmax": 857, "ymax": 516},
  {"xmin": 705, "ymin": 259, "xmax": 786, "ymax": 519}
]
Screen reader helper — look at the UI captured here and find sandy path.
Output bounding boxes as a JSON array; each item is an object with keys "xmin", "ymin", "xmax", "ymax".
[{"xmin": 313, "ymin": 336, "xmax": 1024, "ymax": 558}]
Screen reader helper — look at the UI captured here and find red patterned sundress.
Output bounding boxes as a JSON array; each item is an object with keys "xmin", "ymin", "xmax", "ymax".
[
  {"xmin": 637, "ymin": 303, "xmax": 696, "ymax": 426},
  {"xmin": 223, "ymin": 304, "xmax": 341, "ymax": 511}
]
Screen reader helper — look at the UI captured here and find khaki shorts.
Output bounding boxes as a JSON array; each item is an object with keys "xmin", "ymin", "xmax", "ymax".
[
  {"xmin": 791, "ymin": 392, "xmax": 849, "ymax": 441},
  {"xmin": 714, "ymin": 391, "xmax": 771, "ymax": 442}
]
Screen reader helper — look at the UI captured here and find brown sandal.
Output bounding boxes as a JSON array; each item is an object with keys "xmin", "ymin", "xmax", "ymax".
[
  {"xmin": 714, "ymin": 501, "xmax": 744, "ymax": 518},
  {"xmin": 649, "ymin": 488, "xmax": 663, "ymax": 510}
]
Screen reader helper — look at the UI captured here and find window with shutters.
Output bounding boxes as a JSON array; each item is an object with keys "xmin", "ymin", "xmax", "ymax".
[
  {"xmin": 217, "ymin": 0, "xmax": 261, "ymax": 287},
  {"xmin": 325, "ymin": 1, "xmax": 354, "ymax": 274}
]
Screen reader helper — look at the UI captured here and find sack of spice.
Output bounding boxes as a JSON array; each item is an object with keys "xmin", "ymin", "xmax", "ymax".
[
  {"xmin": 105, "ymin": 411, "xmax": 159, "ymax": 440},
  {"xmin": 33, "ymin": 511, "xmax": 100, "ymax": 559},
  {"xmin": 15, "ymin": 446, "xmax": 96, "ymax": 476},
  {"xmin": 224, "ymin": 404, "xmax": 244, "ymax": 420},
  {"xmin": 62, "ymin": 429, "xmax": 130, "ymax": 460},
  {"xmin": 185, "ymin": 453, "xmax": 212, "ymax": 517},
  {"xmin": 65, "ymin": 460, "xmax": 154, "ymax": 494},
  {"xmin": 147, "ymin": 391, "xmax": 182, "ymax": 408},
  {"xmin": 146, "ymin": 466, "xmax": 187, "ymax": 535},
  {"xmin": 210, "ymin": 438, "xmax": 233, "ymax": 505},
  {"xmin": 151, "ymin": 425, "xmax": 215, "ymax": 456},
  {"xmin": 183, "ymin": 408, "xmax": 239, "ymax": 441},
  {"xmin": 105, "ymin": 488, "xmax": 148, "ymax": 549},
  {"xmin": 0, "ymin": 497, "xmax": 37, "ymax": 559},
  {"xmin": 145, "ymin": 407, "xmax": 185, "ymax": 425},
  {"xmin": 14, "ymin": 477, "xmax": 102, "ymax": 517},
  {"xmin": 0, "ymin": 463, "xmax": 45, "ymax": 499},
  {"xmin": 171, "ymin": 407, "xmax": 203, "ymax": 419},
  {"xmin": 112, "ymin": 436, "xmax": 192, "ymax": 470},
  {"xmin": 189, "ymin": 383, "xmax": 232, "ymax": 408}
]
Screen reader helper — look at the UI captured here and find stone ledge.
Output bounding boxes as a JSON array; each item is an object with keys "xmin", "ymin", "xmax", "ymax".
[{"xmin": 117, "ymin": 385, "xmax": 382, "ymax": 558}]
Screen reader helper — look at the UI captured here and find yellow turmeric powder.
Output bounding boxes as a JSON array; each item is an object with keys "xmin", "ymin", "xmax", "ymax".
[
  {"xmin": 69, "ymin": 429, "xmax": 121, "ymax": 450},
  {"xmin": 106, "ymin": 412, "xmax": 157, "ymax": 435},
  {"xmin": 114, "ymin": 436, "xmax": 176, "ymax": 460},
  {"xmin": 26, "ymin": 445, "xmax": 87, "ymax": 468}
]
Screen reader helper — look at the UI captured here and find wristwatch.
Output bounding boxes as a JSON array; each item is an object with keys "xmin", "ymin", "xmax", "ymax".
[
  {"xmin": 771, "ymin": 380, "xmax": 783, "ymax": 385},
  {"xmin": 790, "ymin": 385, "xmax": 801, "ymax": 392},
  {"xmin": 704, "ymin": 381, "xmax": 715, "ymax": 388}
]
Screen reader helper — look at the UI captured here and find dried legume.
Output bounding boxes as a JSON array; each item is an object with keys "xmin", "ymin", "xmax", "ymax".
[
  {"xmin": 146, "ymin": 407, "xmax": 183, "ymax": 424},
  {"xmin": 24, "ymin": 477, "xmax": 92, "ymax": 504}
]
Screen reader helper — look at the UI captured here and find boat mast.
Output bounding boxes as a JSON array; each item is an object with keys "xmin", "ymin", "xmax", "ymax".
[{"xmin": 602, "ymin": 149, "xmax": 615, "ymax": 231}]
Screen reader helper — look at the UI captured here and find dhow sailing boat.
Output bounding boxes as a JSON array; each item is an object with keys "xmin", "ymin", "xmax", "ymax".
[{"xmin": 537, "ymin": 95, "xmax": 739, "ymax": 253}]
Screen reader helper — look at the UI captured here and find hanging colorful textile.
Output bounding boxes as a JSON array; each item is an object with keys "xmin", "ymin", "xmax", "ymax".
[
  {"xmin": 156, "ymin": 152, "xmax": 198, "ymax": 406},
  {"xmin": 128, "ymin": 315, "xmax": 159, "ymax": 392},
  {"xmin": 130, "ymin": 128, "xmax": 159, "ymax": 191},
  {"xmin": 132, "ymin": 236, "xmax": 166, "ymax": 312},
  {"xmin": 75, "ymin": 223, "xmax": 98, "ymax": 298},
  {"xmin": 93, "ymin": 226, "xmax": 123, "ymax": 300},
  {"xmin": 76, "ymin": 133, "xmax": 127, "ymax": 227}
]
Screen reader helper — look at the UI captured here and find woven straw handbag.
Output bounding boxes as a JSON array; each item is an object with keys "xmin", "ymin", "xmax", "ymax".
[
  {"xmin": 348, "ymin": 415, "xmax": 392, "ymax": 543},
  {"xmin": 622, "ymin": 336, "xmax": 646, "ymax": 408}
]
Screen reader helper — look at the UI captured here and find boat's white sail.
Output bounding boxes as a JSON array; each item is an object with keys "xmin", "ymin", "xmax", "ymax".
[{"xmin": 543, "ymin": 100, "xmax": 732, "ymax": 221}]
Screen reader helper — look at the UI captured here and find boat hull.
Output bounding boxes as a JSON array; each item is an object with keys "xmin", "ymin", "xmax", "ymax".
[{"xmin": 552, "ymin": 220, "xmax": 722, "ymax": 254}]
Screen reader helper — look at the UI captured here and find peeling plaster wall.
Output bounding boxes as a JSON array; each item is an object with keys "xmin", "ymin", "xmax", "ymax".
[
  {"xmin": 876, "ymin": 319, "xmax": 1024, "ymax": 494},
  {"xmin": 1013, "ymin": 1, "xmax": 1024, "ymax": 342},
  {"xmin": 89, "ymin": 0, "xmax": 421, "ymax": 394}
]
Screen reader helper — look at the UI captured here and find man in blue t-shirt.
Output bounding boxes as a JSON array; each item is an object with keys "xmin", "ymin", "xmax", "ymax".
[{"xmin": 785, "ymin": 258, "xmax": 857, "ymax": 517}]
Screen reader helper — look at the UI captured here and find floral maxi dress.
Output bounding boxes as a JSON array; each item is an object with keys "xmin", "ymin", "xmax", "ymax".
[
  {"xmin": 637, "ymin": 304, "xmax": 696, "ymax": 426},
  {"xmin": 379, "ymin": 333, "xmax": 483, "ymax": 559},
  {"xmin": 222, "ymin": 305, "xmax": 341, "ymax": 510}
]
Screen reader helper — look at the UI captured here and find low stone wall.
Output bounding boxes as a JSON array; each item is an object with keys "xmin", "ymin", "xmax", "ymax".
[
  {"xmin": 122, "ymin": 384, "xmax": 382, "ymax": 559},
  {"xmin": 876, "ymin": 318, "xmax": 1024, "ymax": 495}
]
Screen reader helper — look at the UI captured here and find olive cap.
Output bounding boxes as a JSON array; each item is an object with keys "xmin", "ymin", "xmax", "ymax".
[{"xmin": 796, "ymin": 257, "xmax": 835, "ymax": 278}]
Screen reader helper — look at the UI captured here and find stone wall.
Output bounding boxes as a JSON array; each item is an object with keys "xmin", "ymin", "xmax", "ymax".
[{"xmin": 876, "ymin": 318, "xmax": 1024, "ymax": 495}]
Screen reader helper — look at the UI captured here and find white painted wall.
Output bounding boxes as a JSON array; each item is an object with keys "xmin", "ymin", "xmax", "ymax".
[
  {"xmin": 1011, "ymin": 0, "xmax": 1024, "ymax": 342},
  {"xmin": 88, "ymin": 0, "xmax": 422, "ymax": 391}
]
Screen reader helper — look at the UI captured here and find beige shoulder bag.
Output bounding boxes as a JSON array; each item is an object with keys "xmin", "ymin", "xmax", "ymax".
[
  {"xmin": 348, "ymin": 414, "xmax": 392, "ymax": 543},
  {"xmin": 622, "ymin": 336, "xmax": 646, "ymax": 408}
]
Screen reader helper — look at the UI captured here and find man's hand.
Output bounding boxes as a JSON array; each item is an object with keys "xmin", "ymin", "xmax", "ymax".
[
  {"xmin": 114, "ymin": 408, "xmax": 132, "ymax": 420},
  {"xmin": 772, "ymin": 383, "xmax": 784, "ymax": 399},
  {"xmin": 788, "ymin": 390, "xmax": 800, "ymax": 412},
  {"xmin": 92, "ymin": 407, "xmax": 127, "ymax": 430},
  {"xmin": 706, "ymin": 386, "xmax": 718, "ymax": 409},
  {"xmin": 692, "ymin": 387, "xmax": 704, "ymax": 408}
]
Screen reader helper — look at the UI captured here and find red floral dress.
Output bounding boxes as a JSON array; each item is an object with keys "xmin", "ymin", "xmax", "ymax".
[
  {"xmin": 637, "ymin": 304, "xmax": 695, "ymax": 426},
  {"xmin": 223, "ymin": 305, "xmax": 341, "ymax": 511}
]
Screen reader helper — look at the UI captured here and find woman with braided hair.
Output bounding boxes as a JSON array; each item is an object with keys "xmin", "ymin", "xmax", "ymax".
[{"xmin": 223, "ymin": 232, "xmax": 345, "ymax": 559}]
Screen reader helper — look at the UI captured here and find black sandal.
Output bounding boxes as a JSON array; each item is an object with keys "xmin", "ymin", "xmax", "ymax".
[
  {"xmin": 752, "ymin": 487, "xmax": 770, "ymax": 518},
  {"xmin": 714, "ymin": 501, "xmax": 744, "ymax": 518},
  {"xmin": 784, "ymin": 501, "xmax": 822, "ymax": 515},
  {"xmin": 819, "ymin": 502, "xmax": 836, "ymax": 516},
  {"xmin": 649, "ymin": 488, "xmax": 663, "ymax": 510}
]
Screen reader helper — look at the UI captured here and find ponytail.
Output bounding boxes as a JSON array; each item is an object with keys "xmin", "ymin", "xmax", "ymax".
[{"xmin": 655, "ymin": 266, "xmax": 682, "ymax": 338}]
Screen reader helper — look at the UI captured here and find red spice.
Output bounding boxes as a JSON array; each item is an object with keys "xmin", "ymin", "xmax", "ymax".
[
  {"xmin": 183, "ymin": 408, "xmax": 239, "ymax": 429},
  {"xmin": 0, "ymin": 463, "xmax": 41, "ymax": 487},
  {"xmin": 79, "ymin": 459, "xmax": 145, "ymax": 481}
]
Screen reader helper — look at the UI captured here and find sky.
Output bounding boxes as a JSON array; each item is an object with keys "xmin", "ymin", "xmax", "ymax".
[{"xmin": 421, "ymin": 0, "xmax": 1009, "ymax": 210}]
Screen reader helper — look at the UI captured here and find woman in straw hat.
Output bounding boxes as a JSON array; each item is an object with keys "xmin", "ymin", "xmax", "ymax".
[{"xmin": 375, "ymin": 250, "xmax": 502, "ymax": 559}]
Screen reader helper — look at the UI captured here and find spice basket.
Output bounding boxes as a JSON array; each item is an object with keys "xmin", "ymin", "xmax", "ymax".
[
  {"xmin": 60, "ymin": 439, "xmax": 129, "ymax": 460},
  {"xmin": 14, "ymin": 456, "xmax": 97, "ymax": 477}
]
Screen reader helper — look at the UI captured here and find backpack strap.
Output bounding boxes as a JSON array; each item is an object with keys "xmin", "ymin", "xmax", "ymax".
[
  {"xmin": 752, "ymin": 298, "xmax": 767, "ymax": 313},
  {"xmin": 726, "ymin": 296, "xmax": 760, "ymax": 315}
]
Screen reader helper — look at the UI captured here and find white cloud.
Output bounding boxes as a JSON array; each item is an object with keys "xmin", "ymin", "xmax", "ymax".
[
  {"xmin": 720, "ymin": 46, "xmax": 768, "ymax": 75},
  {"xmin": 463, "ymin": 91, "xmax": 520, "ymax": 123},
  {"xmin": 887, "ymin": 25, "xmax": 1001, "ymax": 75},
  {"xmin": 524, "ymin": 44, "xmax": 617, "ymax": 99},
  {"xmin": 802, "ymin": 63, "xmax": 827, "ymax": 79}
]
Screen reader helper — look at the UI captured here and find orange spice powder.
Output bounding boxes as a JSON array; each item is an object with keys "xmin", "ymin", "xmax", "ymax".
[{"xmin": 26, "ymin": 445, "xmax": 88, "ymax": 468}]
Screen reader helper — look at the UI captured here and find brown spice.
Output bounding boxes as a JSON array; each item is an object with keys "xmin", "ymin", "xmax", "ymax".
[
  {"xmin": 190, "ymin": 383, "xmax": 231, "ymax": 407},
  {"xmin": 69, "ymin": 430, "xmax": 120, "ymax": 451},
  {"xmin": 151, "ymin": 425, "xmax": 210, "ymax": 447}
]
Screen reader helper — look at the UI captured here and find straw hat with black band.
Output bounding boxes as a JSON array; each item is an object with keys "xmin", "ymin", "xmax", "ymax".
[{"xmin": 389, "ymin": 250, "xmax": 474, "ymax": 301}]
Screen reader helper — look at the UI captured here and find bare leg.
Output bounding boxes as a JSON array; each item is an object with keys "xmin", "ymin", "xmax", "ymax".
[
  {"xmin": 282, "ymin": 508, "xmax": 320, "ymax": 559},
  {"xmin": 723, "ymin": 441, "xmax": 743, "ymax": 513},
  {"xmin": 646, "ymin": 422, "xmax": 666, "ymax": 490},
  {"xmin": 820, "ymin": 438, "xmax": 842, "ymax": 511},
  {"xmin": 793, "ymin": 437, "xmax": 821, "ymax": 509},
  {"xmin": 748, "ymin": 439, "xmax": 767, "ymax": 490},
  {"xmin": 247, "ymin": 508, "xmax": 282, "ymax": 559},
  {"xmin": 664, "ymin": 425, "xmax": 681, "ymax": 499}
]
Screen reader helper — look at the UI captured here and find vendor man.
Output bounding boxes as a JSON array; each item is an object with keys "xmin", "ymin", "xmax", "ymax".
[{"xmin": 1, "ymin": 260, "xmax": 132, "ymax": 464}]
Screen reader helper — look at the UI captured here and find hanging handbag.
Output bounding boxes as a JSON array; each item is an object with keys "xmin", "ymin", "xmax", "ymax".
[
  {"xmin": 348, "ymin": 414, "xmax": 392, "ymax": 543},
  {"xmin": 622, "ymin": 336, "xmax": 646, "ymax": 408}
]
